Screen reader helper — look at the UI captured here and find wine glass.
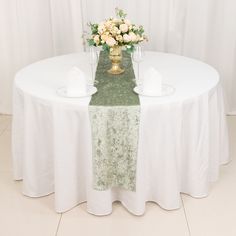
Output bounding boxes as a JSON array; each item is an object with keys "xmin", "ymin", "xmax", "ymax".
[
  {"xmin": 88, "ymin": 46, "xmax": 98, "ymax": 85},
  {"xmin": 132, "ymin": 45, "xmax": 144, "ymax": 85}
]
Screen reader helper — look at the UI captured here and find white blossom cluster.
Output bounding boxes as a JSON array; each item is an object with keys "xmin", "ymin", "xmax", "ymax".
[{"xmin": 87, "ymin": 8, "xmax": 147, "ymax": 52}]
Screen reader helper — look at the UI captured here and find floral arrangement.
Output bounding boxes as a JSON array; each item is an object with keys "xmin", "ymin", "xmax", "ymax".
[{"xmin": 87, "ymin": 8, "xmax": 147, "ymax": 53}]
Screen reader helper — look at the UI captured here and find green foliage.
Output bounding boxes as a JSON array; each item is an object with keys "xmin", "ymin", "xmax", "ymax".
[
  {"xmin": 87, "ymin": 38, "xmax": 95, "ymax": 46},
  {"xmin": 89, "ymin": 23, "xmax": 98, "ymax": 34},
  {"xmin": 133, "ymin": 26, "xmax": 144, "ymax": 36},
  {"xmin": 102, "ymin": 44, "xmax": 110, "ymax": 52},
  {"xmin": 138, "ymin": 26, "xmax": 144, "ymax": 35},
  {"xmin": 115, "ymin": 7, "xmax": 127, "ymax": 19},
  {"xmin": 126, "ymin": 44, "xmax": 135, "ymax": 53}
]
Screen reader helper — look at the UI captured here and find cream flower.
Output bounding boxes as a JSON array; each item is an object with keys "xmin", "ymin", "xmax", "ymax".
[
  {"xmin": 129, "ymin": 32, "xmax": 137, "ymax": 42},
  {"xmin": 101, "ymin": 34, "xmax": 109, "ymax": 41},
  {"xmin": 94, "ymin": 35, "xmax": 100, "ymax": 44},
  {"xmin": 136, "ymin": 34, "xmax": 141, "ymax": 41},
  {"xmin": 105, "ymin": 20, "xmax": 113, "ymax": 29},
  {"xmin": 98, "ymin": 24, "xmax": 105, "ymax": 34},
  {"xmin": 120, "ymin": 24, "xmax": 129, "ymax": 33},
  {"xmin": 124, "ymin": 19, "xmax": 131, "ymax": 26},
  {"xmin": 111, "ymin": 26, "xmax": 119, "ymax": 35},
  {"xmin": 106, "ymin": 37, "xmax": 117, "ymax": 47},
  {"xmin": 113, "ymin": 18, "xmax": 122, "ymax": 24},
  {"xmin": 139, "ymin": 36, "xmax": 144, "ymax": 41},
  {"xmin": 123, "ymin": 34, "xmax": 131, "ymax": 43},
  {"xmin": 116, "ymin": 35, "xmax": 123, "ymax": 42}
]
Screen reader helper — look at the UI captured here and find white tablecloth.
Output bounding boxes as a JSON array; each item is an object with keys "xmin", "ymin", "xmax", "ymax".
[{"xmin": 12, "ymin": 51, "xmax": 229, "ymax": 215}]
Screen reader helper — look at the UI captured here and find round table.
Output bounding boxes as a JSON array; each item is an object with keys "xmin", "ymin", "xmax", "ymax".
[{"xmin": 12, "ymin": 51, "xmax": 229, "ymax": 216}]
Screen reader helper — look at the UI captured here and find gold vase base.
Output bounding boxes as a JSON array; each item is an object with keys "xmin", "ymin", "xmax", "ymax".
[{"xmin": 107, "ymin": 66, "xmax": 124, "ymax": 75}]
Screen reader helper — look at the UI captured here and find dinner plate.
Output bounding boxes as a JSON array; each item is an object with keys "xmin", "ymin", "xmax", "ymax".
[
  {"xmin": 133, "ymin": 84, "xmax": 175, "ymax": 97},
  {"xmin": 57, "ymin": 86, "xmax": 97, "ymax": 98}
]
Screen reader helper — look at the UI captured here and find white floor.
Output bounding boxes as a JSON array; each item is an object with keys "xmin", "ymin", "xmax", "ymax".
[{"xmin": 0, "ymin": 115, "xmax": 235, "ymax": 236}]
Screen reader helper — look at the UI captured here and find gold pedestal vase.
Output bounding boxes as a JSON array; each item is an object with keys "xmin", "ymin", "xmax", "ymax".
[{"xmin": 107, "ymin": 46, "xmax": 124, "ymax": 75}]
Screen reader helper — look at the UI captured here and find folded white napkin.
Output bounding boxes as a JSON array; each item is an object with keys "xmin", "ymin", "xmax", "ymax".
[
  {"xmin": 66, "ymin": 67, "xmax": 87, "ymax": 96},
  {"xmin": 142, "ymin": 67, "xmax": 163, "ymax": 96}
]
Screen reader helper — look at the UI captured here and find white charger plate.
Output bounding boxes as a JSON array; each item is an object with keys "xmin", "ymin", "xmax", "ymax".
[
  {"xmin": 57, "ymin": 86, "xmax": 97, "ymax": 98},
  {"xmin": 133, "ymin": 84, "xmax": 175, "ymax": 97}
]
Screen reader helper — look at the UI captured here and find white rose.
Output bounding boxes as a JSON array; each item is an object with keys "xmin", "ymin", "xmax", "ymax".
[
  {"xmin": 124, "ymin": 19, "xmax": 131, "ymax": 26},
  {"xmin": 106, "ymin": 37, "xmax": 117, "ymax": 47},
  {"xmin": 120, "ymin": 24, "xmax": 129, "ymax": 33},
  {"xmin": 111, "ymin": 26, "xmax": 119, "ymax": 35},
  {"xmin": 139, "ymin": 36, "xmax": 144, "ymax": 41},
  {"xmin": 129, "ymin": 32, "xmax": 137, "ymax": 42},
  {"xmin": 105, "ymin": 20, "xmax": 112, "ymax": 28},
  {"xmin": 123, "ymin": 34, "xmax": 131, "ymax": 43},
  {"xmin": 98, "ymin": 24, "xmax": 105, "ymax": 34},
  {"xmin": 116, "ymin": 35, "xmax": 123, "ymax": 42},
  {"xmin": 113, "ymin": 26, "xmax": 119, "ymax": 31},
  {"xmin": 101, "ymin": 34, "xmax": 109, "ymax": 41},
  {"xmin": 113, "ymin": 18, "xmax": 122, "ymax": 24}
]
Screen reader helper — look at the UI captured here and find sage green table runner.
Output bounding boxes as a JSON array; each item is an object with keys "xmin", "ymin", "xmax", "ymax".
[{"xmin": 89, "ymin": 51, "xmax": 140, "ymax": 191}]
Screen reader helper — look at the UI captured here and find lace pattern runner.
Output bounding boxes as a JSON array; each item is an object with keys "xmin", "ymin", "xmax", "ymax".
[{"xmin": 89, "ymin": 51, "xmax": 140, "ymax": 191}]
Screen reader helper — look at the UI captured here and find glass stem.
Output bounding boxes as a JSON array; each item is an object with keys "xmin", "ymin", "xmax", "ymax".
[
  {"xmin": 91, "ymin": 64, "xmax": 94, "ymax": 83},
  {"xmin": 137, "ymin": 62, "xmax": 140, "ymax": 85}
]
